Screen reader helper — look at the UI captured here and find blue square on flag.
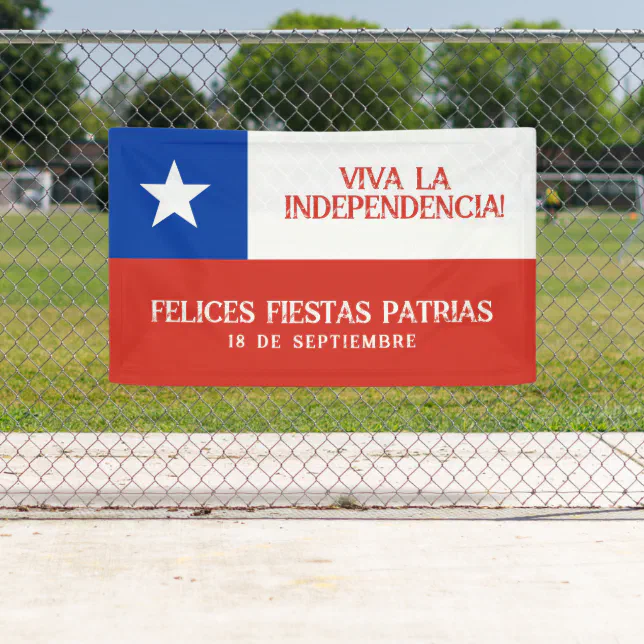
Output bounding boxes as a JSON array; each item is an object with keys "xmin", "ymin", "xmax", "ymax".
[{"xmin": 109, "ymin": 128, "xmax": 248, "ymax": 259}]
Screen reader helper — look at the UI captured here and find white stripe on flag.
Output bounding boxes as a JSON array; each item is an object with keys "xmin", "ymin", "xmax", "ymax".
[{"xmin": 247, "ymin": 129, "xmax": 535, "ymax": 260}]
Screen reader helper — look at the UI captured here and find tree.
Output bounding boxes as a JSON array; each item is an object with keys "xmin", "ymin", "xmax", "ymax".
[
  {"xmin": 504, "ymin": 21, "xmax": 614, "ymax": 151},
  {"xmin": 429, "ymin": 21, "xmax": 614, "ymax": 150},
  {"xmin": 622, "ymin": 86, "xmax": 644, "ymax": 143},
  {"xmin": 428, "ymin": 25, "xmax": 511, "ymax": 129},
  {"xmin": 70, "ymin": 98, "xmax": 118, "ymax": 143},
  {"xmin": 99, "ymin": 71, "xmax": 149, "ymax": 124},
  {"xmin": 125, "ymin": 74, "xmax": 214, "ymax": 129},
  {"xmin": 220, "ymin": 11, "xmax": 434, "ymax": 131},
  {"xmin": 0, "ymin": 0, "xmax": 83, "ymax": 163},
  {"xmin": 0, "ymin": 0, "xmax": 47, "ymax": 27}
]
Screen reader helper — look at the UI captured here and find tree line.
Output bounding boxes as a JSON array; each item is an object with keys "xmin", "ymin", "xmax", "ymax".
[{"xmin": 1, "ymin": 3, "xmax": 644, "ymax": 172}]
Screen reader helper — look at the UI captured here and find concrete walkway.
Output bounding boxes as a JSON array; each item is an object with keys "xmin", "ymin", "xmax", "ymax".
[
  {"xmin": 1, "ymin": 432, "xmax": 644, "ymax": 508},
  {"xmin": 0, "ymin": 516, "xmax": 643, "ymax": 643}
]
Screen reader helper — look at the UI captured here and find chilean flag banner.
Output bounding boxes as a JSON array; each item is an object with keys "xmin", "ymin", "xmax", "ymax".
[{"xmin": 109, "ymin": 128, "xmax": 536, "ymax": 387}]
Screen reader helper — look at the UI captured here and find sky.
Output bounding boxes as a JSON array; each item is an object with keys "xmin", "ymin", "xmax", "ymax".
[
  {"xmin": 39, "ymin": 0, "xmax": 644, "ymax": 31},
  {"xmin": 37, "ymin": 0, "xmax": 644, "ymax": 99}
]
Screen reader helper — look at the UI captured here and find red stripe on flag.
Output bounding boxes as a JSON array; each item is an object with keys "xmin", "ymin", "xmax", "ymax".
[{"xmin": 109, "ymin": 258, "xmax": 535, "ymax": 386}]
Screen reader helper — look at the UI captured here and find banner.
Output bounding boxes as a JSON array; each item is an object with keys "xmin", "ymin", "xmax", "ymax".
[{"xmin": 109, "ymin": 128, "xmax": 536, "ymax": 386}]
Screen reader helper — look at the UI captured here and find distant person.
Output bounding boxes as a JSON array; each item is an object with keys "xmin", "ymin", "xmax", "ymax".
[{"xmin": 544, "ymin": 187, "xmax": 562, "ymax": 225}]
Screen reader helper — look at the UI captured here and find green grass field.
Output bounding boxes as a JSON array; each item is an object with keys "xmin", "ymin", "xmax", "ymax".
[{"xmin": 1, "ymin": 206, "xmax": 643, "ymax": 432}]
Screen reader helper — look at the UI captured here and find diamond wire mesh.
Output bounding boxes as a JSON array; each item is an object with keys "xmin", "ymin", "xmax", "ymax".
[{"xmin": 0, "ymin": 29, "xmax": 643, "ymax": 509}]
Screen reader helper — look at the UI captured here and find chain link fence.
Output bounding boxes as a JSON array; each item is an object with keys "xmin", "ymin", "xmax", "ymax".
[{"xmin": 0, "ymin": 29, "xmax": 643, "ymax": 508}]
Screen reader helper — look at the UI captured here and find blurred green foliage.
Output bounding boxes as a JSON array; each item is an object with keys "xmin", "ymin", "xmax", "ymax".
[{"xmin": 220, "ymin": 11, "xmax": 434, "ymax": 131}]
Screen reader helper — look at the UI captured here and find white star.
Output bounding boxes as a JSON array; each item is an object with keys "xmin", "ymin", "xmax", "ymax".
[{"xmin": 141, "ymin": 161, "xmax": 210, "ymax": 227}]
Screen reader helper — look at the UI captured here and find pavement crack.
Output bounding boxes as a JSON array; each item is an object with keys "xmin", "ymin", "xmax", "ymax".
[{"xmin": 593, "ymin": 433, "xmax": 644, "ymax": 469}]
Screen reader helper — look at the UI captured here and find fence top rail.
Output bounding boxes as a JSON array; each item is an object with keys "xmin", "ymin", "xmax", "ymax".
[{"xmin": 0, "ymin": 28, "xmax": 643, "ymax": 46}]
